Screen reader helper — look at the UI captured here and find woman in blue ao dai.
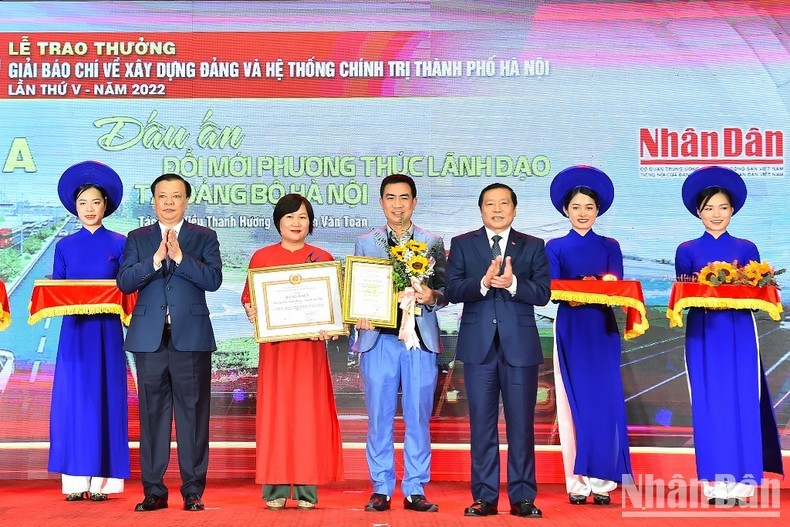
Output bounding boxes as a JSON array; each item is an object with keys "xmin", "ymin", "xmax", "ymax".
[
  {"xmin": 49, "ymin": 162, "xmax": 129, "ymax": 501},
  {"xmin": 546, "ymin": 166, "xmax": 632, "ymax": 506},
  {"xmin": 676, "ymin": 166, "xmax": 782, "ymax": 506}
]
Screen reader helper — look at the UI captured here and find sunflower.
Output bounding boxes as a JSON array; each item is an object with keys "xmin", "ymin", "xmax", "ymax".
[
  {"xmin": 697, "ymin": 263, "xmax": 718, "ymax": 286},
  {"xmin": 714, "ymin": 262, "xmax": 738, "ymax": 284},
  {"xmin": 699, "ymin": 261, "xmax": 735, "ymax": 285},
  {"xmin": 742, "ymin": 259, "xmax": 783, "ymax": 287},
  {"xmin": 740, "ymin": 260, "xmax": 766, "ymax": 286},
  {"xmin": 714, "ymin": 261, "xmax": 737, "ymax": 284},
  {"xmin": 746, "ymin": 260, "xmax": 772, "ymax": 275},
  {"xmin": 407, "ymin": 240, "xmax": 427, "ymax": 253},
  {"xmin": 407, "ymin": 255, "xmax": 430, "ymax": 275},
  {"xmin": 389, "ymin": 245, "xmax": 406, "ymax": 261}
]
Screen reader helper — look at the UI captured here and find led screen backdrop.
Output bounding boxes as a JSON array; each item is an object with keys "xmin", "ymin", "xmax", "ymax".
[{"xmin": 0, "ymin": 1, "xmax": 787, "ymax": 478}]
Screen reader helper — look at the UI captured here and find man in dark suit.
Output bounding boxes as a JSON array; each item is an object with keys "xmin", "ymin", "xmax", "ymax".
[
  {"xmin": 445, "ymin": 183, "xmax": 550, "ymax": 518},
  {"xmin": 117, "ymin": 173, "xmax": 222, "ymax": 512}
]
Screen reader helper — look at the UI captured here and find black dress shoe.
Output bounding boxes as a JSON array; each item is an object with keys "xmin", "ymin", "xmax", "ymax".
[
  {"xmin": 510, "ymin": 500, "xmax": 543, "ymax": 518},
  {"xmin": 464, "ymin": 499, "xmax": 498, "ymax": 516},
  {"xmin": 89, "ymin": 492, "xmax": 108, "ymax": 502},
  {"xmin": 364, "ymin": 493, "xmax": 391, "ymax": 512},
  {"xmin": 65, "ymin": 491, "xmax": 88, "ymax": 502},
  {"xmin": 592, "ymin": 493, "xmax": 611, "ymax": 505},
  {"xmin": 403, "ymin": 494, "xmax": 438, "ymax": 512},
  {"xmin": 708, "ymin": 497, "xmax": 737, "ymax": 507},
  {"xmin": 134, "ymin": 495, "xmax": 168, "ymax": 511},
  {"xmin": 184, "ymin": 493, "xmax": 205, "ymax": 511},
  {"xmin": 568, "ymin": 493, "xmax": 587, "ymax": 505}
]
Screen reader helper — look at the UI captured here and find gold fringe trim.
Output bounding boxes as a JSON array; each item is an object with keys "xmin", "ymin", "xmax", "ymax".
[
  {"xmin": 28, "ymin": 304, "xmax": 130, "ymax": 326},
  {"xmin": 667, "ymin": 297, "xmax": 783, "ymax": 328},
  {"xmin": 550, "ymin": 290, "xmax": 649, "ymax": 339},
  {"xmin": 0, "ymin": 310, "xmax": 10, "ymax": 332},
  {"xmin": 624, "ymin": 319, "xmax": 650, "ymax": 341}
]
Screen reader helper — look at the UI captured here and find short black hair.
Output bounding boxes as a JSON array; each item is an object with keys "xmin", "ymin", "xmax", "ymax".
[
  {"xmin": 150, "ymin": 173, "xmax": 192, "ymax": 199},
  {"xmin": 563, "ymin": 187, "xmax": 600, "ymax": 211},
  {"xmin": 478, "ymin": 183, "xmax": 517, "ymax": 208},
  {"xmin": 696, "ymin": 186, "xmax": 732, "ymax": 212},
  {"xmin": 273, "ymin": 193, "xmax": 314, "ymax": 234},
  {"xmin": 73, "ymin": 183, "xmax": 108, "ymax": 204},
  {"xmin": 380, "ymin": 173, "xmax": 417, "ymax": 199}
]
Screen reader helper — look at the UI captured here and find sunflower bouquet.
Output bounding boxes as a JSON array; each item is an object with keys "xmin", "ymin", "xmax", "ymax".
[
  {"xmin": 378, "ymin": 235, "xmax": 436, "ymax": 291},
  {"xmin": 375, "ymin": 232, "xmax": 438, "ymax": 350},
  {"xmin": 697, "ymin": 260, "xmax": 785, "ymax": 289}
]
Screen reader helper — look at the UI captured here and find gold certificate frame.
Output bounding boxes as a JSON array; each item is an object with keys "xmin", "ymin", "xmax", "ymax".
[
  {"xmin": 342, "ymin": 256, "xmax": 397, "ymax": 328},
  {"xmin": 247, "ymin": 260, "xmax": 347, "ymax": 343}
]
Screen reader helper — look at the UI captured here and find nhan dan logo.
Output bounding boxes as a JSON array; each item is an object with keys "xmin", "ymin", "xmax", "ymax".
[
  {"xmin": 621, "ymin": 474, "xmax": 781, "ymax": 518},
  {"xmin": 639, "ymin": 127, "xmax": 784, "ymax": 178}
]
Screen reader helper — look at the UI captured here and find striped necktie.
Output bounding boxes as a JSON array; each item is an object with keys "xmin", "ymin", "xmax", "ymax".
[{"xmin": 491, "ymin": 234, "xmax": 502, "ymax": 258}]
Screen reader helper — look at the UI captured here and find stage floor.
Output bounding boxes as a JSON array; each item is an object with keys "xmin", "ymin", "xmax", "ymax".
[{"xmin": 1, "ymin": 478, "xmax": 786, "ymax": 527}]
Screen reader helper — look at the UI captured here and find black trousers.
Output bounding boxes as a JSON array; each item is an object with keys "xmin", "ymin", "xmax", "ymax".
[
  {"xmin": 464, "ymin": 332, "xmax": 539, "ymax": 505},
  {"xmin": 134, "ymin": 327, "xmax": 212, "ymax": 499}
]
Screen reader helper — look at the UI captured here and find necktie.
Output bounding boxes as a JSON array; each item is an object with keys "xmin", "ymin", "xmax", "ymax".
[
  {"xmin": 491, "ymin": 235, "xmax": 502, "ymax": 258},
  {"xmin": 164, "ymin": 229, "xmax": 178, "ymax": 269},
  {"xmin": 164, "ymin": 232, "xmax": 171, "ymax": 269}
]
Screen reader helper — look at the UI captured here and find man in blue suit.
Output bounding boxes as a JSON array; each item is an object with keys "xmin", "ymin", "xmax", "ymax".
[
  {"xmin": 445, "ymin": 183, "xmax": 550, "ymax": 518},
  {"xmin": 118, "ymin": 174, "xmax": 222, "ymax": 513},
  {"xmin": 354, "ymin": 174, "xmax": 447, "ymax": 513}
]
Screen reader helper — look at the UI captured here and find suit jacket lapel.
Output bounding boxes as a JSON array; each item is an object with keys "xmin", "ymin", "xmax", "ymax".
[
  {"xmin": 147, "ymin": 223, "xmax": 162, "ymax": 254},
  {"xmin": 167, "ymin": 221, "xmax": 194, "ymax": 277},
  {"xmin": 371, "ymin": 226, "xmax": 389, "ymax": 258},
  {"xmin": 473, "ymin": 227, "xmax": 493, "ymax": 264},
  {"xmin": 505, "ymin": 229, "xmax": 523, "ymax": 261},
  {"xmin": 412, "ymin": 226, "xmax": 433, "ymax": 247},
  {"xmin": 178, "ymin": 221, "xmax": 192, "ymax": 250}
]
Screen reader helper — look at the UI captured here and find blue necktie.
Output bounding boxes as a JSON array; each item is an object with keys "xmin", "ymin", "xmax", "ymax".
[{"xmin": 491, "ymin": 235, "xmax": 502, "ymax": 258}]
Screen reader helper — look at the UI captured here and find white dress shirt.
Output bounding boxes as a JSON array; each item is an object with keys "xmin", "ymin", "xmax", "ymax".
[
  {"xmin": 480, "ymin": 226, "xmax": 518, "ymax": 296},
  {"xmin": 153, "ymin": 219, "xmax": 184, "ymax": 271}
]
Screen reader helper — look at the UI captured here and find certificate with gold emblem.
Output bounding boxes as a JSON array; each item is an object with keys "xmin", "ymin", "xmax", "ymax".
[
  {"xmin": 247, "ymin": 261, "xmax": 347, "ymax": 343},
  {"xmin": 342, "ymin": 256, "xmax": 397, "ymax": 328}
]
